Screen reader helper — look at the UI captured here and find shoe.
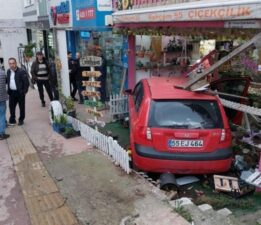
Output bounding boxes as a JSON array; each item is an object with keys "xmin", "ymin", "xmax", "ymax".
[
  {"xmin": 8, "ymin": 122, "xmax": 16, "ymax": 126},
  {"xmin": 0, "ymin": 134, "xmax": 10, "ymax": 140},
  {"xmin": 18, "ymin": 121, "xmax": 24, "ymax": 126},
  {"xmin": 73, "ymin": 97, "xmax": 78, "ymax": 101},
  {"xmin": 42, "ymin": 102, "xmax": 46, "ymax": 107},
  {"xmin": 78, "ymin": 101, "xmax": 84, "ymax": 104}
]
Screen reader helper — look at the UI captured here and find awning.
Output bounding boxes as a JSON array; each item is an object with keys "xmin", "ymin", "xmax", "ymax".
[{"xmin": 113, "ymin": 0, "xmax": 261, "ymax": 25}]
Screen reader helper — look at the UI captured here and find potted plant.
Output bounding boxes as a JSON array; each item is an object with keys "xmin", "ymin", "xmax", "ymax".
[
  {"xmin": 52, "ymin": 114, "xmax": 69, "ymax": 133},
  {"xmin": 63, "ymin": 96, "xmax": 76, "ymax": 117},
  {"xmin": 23, "ymin": 43, "xmax": 36, "ymax": 61}
]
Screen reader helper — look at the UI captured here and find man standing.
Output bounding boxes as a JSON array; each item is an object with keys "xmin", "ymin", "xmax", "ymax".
[
  {"xmin": 0, "ymin": 67, "xmax": 9, "ymax": 139},
  {"xmin": 68, "ymin": 51, "xmax": 77, "ymax": 101},
  {"xmin": 7, "ymin": 58, "xmax": 29, "ymax": 126},
  {"xmin": 31, "ymin": 52, "xmax": 53, "ymax": 107}
]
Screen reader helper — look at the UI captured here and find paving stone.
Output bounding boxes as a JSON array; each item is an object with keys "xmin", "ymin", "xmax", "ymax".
[
  {"xmin": 6, "ymin": 126, "xmax": 79, "ymax": 225},
  {"xmin": 217, "ymin": 208, "xmax": 232, "ymax": 217},
  {"xmin": 170, "ymin": 197, "xmax": 193, "ymax": 208},
  {"xmin": 198, "ymin": 204, "xmax": 213, "ymax": 212}
]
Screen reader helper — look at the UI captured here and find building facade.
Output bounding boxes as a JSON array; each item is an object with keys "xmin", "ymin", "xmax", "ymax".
[{"xmin": 0, "ymin": 0, "xmax": 27, "ymax": 70}]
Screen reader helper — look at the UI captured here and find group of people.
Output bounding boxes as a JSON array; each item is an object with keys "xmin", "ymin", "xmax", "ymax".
[
  {"xmin": 67, "ymin": 48, "xmax": 107, "ymax": 104},
  {"xmin": 0, "ymin": 52, "xmax": 59, "ymax": 140},
  {"xmin": 0, "ymin": 58, "xmax": 29, "ymax": 140}
]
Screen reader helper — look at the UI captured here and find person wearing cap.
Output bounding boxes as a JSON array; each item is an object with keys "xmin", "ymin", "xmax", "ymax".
[{"xmin": 31, "ymin": 51, "xmax": 53, "ymax": 107}]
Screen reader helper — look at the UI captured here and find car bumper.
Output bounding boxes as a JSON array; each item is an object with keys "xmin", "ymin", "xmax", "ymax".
[{"xmin": 133, "ymin": 144, "xmax": 232, "ymax": 174}]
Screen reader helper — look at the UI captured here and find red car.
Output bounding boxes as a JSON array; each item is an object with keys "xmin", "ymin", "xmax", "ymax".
[{"xmin": 128, "ymin": 77, "xmax": 232, "ymax": 174}]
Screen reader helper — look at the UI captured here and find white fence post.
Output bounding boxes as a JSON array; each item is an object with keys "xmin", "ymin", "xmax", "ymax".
[{"xmin": 69, "ymin": 117, "xmax": 131, "ymax": 174}]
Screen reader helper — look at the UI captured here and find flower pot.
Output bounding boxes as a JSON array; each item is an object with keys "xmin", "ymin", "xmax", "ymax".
[{"xmin": 67, "ymin": 110, "xmax": 76, "ymax": 118}]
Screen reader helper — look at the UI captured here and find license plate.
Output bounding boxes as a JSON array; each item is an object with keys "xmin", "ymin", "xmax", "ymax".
[{"xmin": 168, "ymin": 139, "xmax": 203, "ymax": 148}]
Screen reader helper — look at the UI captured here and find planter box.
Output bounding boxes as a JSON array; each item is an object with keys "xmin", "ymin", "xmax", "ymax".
[
  {"xmin": 52, "ymin": 123, "xmax": 80, "ymax": 139},
  {"xmin": 60, "ymin": 130, "xmax": 80, "ymax": 139}
]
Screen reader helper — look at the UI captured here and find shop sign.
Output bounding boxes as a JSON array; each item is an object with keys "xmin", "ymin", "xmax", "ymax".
[
  {"xmin": 82, "ymin": 81, "xmax": 101, "ymax": 87},
  {"xmin": 86, "ymin": 108, "xmax": 103, "ymax": 117},
  {"xmin": 80, "ymin": 56, "xmax": 102, "ymax": 67},
  {"xmin": 113, "ymin": 4, "xmax": 261, "ymax": 23},
  {"xmin": 82, "ymin": 90, "xmax": 101, "ymax": 97},
  {"xmin": 76, "ymin": 7, "xmax": 95, "ymax": 20},
  {"xmin": 82, "ymin": 71, "xmax": 102, "ymax": 78},
  {"xmin": 224, "ymin": 20, "xmax": 261, "ymax": 29},
  {"xmin": 50, "ymin": 1, "xmax": 70, "ymax": 25},
  {"xmin": 97, "ymin": 0, "xmax": 112, "ymax": 11}
]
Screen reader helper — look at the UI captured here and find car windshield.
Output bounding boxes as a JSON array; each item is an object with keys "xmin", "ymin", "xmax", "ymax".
[{"xmin": 148, "ymin": 100, "xmax": 223, "ymax": 129}]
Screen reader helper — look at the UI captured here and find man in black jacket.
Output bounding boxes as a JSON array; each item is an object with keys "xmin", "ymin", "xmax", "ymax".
[
  {"xmin": 31, "ymin": 52, "xmax": 53, "ymax": 107},
  {"xmin": 7, "ymin": 58, "xmax": 29, "ymax": 126}
]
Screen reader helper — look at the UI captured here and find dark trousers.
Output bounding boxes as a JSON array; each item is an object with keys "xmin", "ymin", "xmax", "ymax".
[
  {"xmin": 70, "ymin": 78, "xmax": 77, "ymax": 99},
  {"xmin": 50, "ymin": 83, "xmax": 59, "ymax": 100},
  {"xmin": 76, "ymin": 80, "xmax": 84, "ymax": 102},
  {"xmin": 9, "ymin": 90, "xmax": 25, "ymax": 123},
  {"xmin": 36, "ymin": 80, "xmax": 53, "ymax": 103}
]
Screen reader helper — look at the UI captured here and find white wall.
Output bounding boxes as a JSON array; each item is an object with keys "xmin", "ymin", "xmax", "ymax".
[
  {"xmin": 0, "ymin": 0, "xmax": 27, "ymax": 70},
  {"xmin": 57, "ymin": 30, "xmax": 70, "ymax": 97},
  {"xmin": 0, "ymin": 0, "xmax": 23, "ymax": 20}
]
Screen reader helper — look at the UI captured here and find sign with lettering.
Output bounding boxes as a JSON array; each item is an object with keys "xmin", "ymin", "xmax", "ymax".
[
  {"xmin": 97, "ymin": 0, "xmax": 112, "ymax": 11},
  {"xmin": 82, "ymin": 90, "xmax": 101, "ymax": 97},
  {"xmin": 82, "ymin": 81, "xmax": 101, "ymax": 87},
  {"xmin": 82, "ymin": 71, "xmax": 102, "ymax": 78},
  {"xmin": 86, "ymin": 108, "xmax": 103, "ymax": 117},
  {"xmin": 113, "ymin": 4, "xmax": 261, "ymax": 23},
  {"xmin": 80, "ymin": 56, "xmax": 102, "ymax": 67},
  {"xmin": 76, "ymin": 7, "xmax": 95, "ymax": 20},
  {"xmin": 50, "ymin": 0, "xmax": 70, "ymax": 26},
  {"xmin": 84, "ymin": 100, "xmax": 103, "ymax": 107}
]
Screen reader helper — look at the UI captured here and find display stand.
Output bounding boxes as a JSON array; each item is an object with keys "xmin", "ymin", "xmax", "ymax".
[{"xmin": 81, "ymin": 56, "xmax": 102, "ymax": 130}]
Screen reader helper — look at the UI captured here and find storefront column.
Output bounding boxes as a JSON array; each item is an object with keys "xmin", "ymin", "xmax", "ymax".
[
  {"xmin": 128, "ymin": 35, "xmax": 136, "ymax": 89},
  {"xmin": 57, "ymin": 30, "xmax": 70, "ymax": 97}
]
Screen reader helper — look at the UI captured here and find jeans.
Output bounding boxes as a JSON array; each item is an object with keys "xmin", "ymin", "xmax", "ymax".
[
  {"xmin": 36, "ymin": 80, "xmax": 53, "ymax": 103},
  {"xmin": 0, "ymin": 101, "xmax": 6, "ymax": 135}
]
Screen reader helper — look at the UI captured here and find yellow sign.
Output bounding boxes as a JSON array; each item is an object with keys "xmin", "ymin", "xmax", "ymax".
[
  {"xmin": 82, "ymin": 71, "xmax": 102, "ymax": 77},
  {"xmin": 87, "ymin": 108, "xmax": 103, "ymax": 117},
  {"xmin": 82, "ymin": 90, "xmax": 101, "ymax": 97},
  {"xmin": 82, "ymin": 81, "xmax": 101, "ymax": 88}
]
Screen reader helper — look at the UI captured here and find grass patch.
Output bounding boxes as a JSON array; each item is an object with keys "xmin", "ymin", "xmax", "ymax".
[{"xmin": 173, "ymin": 205, "xmax": 193, "ymax": 223}]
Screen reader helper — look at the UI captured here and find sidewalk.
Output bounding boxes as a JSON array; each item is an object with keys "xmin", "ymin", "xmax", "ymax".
[{"xmin": 0, "ymin": 88, "xmax": 190, "ymax": 225}]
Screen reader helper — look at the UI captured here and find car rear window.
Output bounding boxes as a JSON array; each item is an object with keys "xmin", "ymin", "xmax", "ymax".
[{"xmin": 148, "ymin": 100, "xmax": 224, "ymax": 129}]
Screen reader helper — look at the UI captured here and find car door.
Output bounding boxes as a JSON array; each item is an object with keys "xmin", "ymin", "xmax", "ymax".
[{"xmin": 129, "ymin": 81, "xmax": 144, "ymax": 145}]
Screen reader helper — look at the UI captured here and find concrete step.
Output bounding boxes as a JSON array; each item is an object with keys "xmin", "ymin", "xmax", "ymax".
[{"xmin": 170, "ymin": 198, "xmax": 244, "ymax": 225}]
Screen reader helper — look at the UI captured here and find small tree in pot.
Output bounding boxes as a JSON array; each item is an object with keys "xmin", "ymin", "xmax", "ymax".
[
  {"xmin": 23, "ymin": 43, "xmax": 36, "ymax": 61},
  {"xmin": 64, "ymin": 96, "xmax": 76, "ymax": 117}
]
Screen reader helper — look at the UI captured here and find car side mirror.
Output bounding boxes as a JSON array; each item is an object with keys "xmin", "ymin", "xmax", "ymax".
[{"xmin": 124, "ymin": 89, "xmax": 133, "ymax": 95}]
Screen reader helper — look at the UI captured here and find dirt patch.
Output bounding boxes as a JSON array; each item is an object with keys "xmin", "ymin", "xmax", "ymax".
[{"xmin": 44, "ymin": 151, "xmax": 144, "ymax": 225}]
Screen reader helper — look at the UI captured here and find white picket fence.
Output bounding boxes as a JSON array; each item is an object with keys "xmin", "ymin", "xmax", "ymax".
[
  {"xmin": 109, "ymin": 94, "xmax": 128, "ymax": 116},
  {"xmin": 67, "ymin": 116, "xmax": 131, "ymax": 174}
]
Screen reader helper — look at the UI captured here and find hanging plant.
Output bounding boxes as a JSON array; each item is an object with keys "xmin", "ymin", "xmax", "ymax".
[{"xmin": 23, "ymin": 42, "xmax": 36, "ymax": 58}]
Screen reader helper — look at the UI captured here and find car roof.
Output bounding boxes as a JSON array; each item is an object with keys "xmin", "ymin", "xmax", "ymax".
[{"xmin": 145, "ymin": 77, "xmax": 218, "ymax": 100}]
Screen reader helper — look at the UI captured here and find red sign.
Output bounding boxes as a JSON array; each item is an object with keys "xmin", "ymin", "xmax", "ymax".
[
  {"xmin": 57, "ymin": 14, "xmax": 70, "ymax": 24},
  {"xmin": 77, "ymin": 7, "xmax": 95, "ymax": 20}
]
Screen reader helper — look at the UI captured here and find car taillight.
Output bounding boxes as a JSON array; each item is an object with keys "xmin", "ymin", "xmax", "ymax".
[
  {"xmin": 220, "ymin": 128, "xmax": 231, "ymax": 142},
  {"xmin": 146, "ymin": 127, "xmax": 152, "ymax": 140}
]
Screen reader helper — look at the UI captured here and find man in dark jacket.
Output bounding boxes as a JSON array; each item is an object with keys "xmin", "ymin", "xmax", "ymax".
[
  {"xmin": 7, "ymin": 58, "xmax": 29, "ymax": 126},
  {"xmin": 0, "ymin": 68, "xmax": 9, "ymax": 139},
  {"xmin": 31, "ymin": 51, "xmax": 53, "ymax": 107},
  {"xmin": 68, "ymin": 51, "xmax": 77, "ymax": 101},
  {"xmin": 74, "ymin": 52, "xmax": 84, "ymax": 104}
]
